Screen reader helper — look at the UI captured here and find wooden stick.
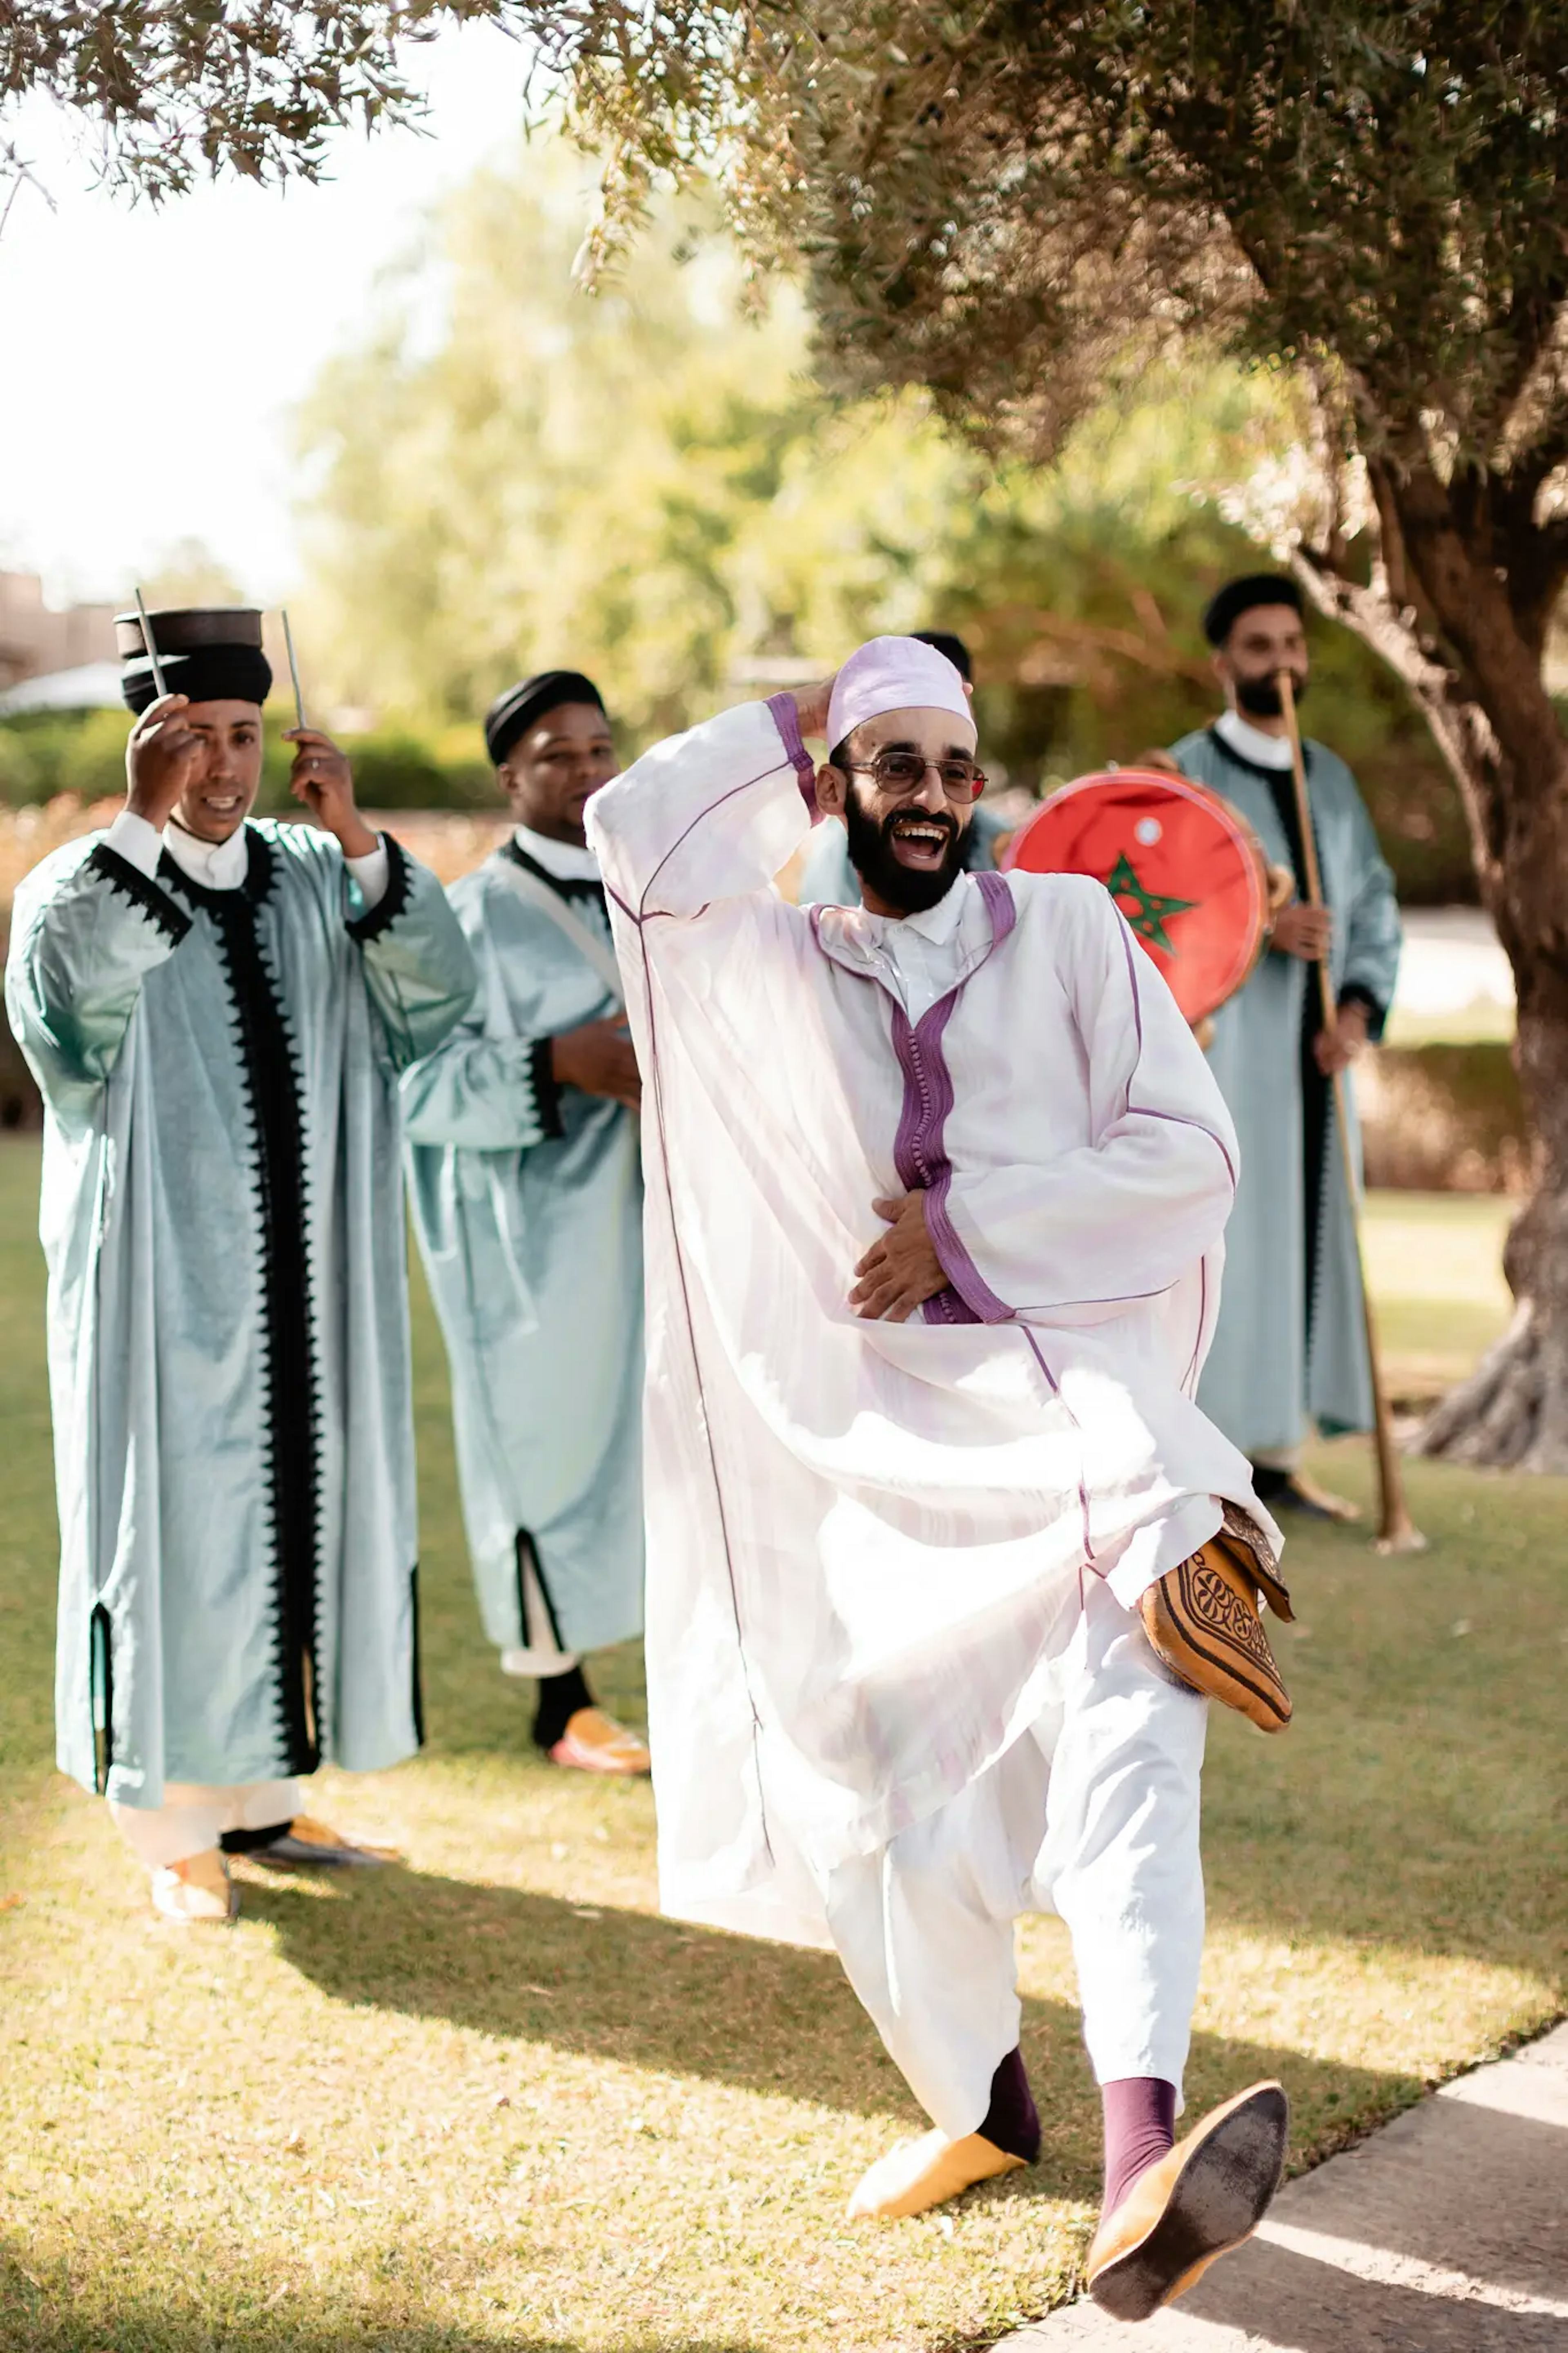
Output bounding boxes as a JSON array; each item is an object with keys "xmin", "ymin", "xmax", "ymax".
[
  {"xmin": 133, "ymin": 588, "xmax": 168, "ymax": 702},
  {"xmin": 281, "ymin": 608, "xmax": 307, "ymax": 732},
  {"xmin": 1277, "ymin": 669, "xmax": 1425, "ymax": 1553}
]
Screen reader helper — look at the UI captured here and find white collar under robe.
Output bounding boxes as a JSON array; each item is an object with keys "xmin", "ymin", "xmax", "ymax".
[{"xmin": 588, "ymin": 698, "xmax": 1274, "ymax": 1951}]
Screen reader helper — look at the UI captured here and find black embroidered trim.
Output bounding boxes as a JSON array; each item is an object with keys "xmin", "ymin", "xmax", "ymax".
[
  {"xmin": 1339, "ymin": 979, "xmax": 1388, "ymax": 1041},
  {"xmin": 87, "ymin": 843, "xmax": 192, "ymax": 945},
  {"xmin": 346, "ymin": 832, "xmax": 412, "ymax": 943},
  {"xmin": 514, "ymin": 1529, "xmax": 568, "ymax": 1652},
  {"xmin": 501, "ymin": 835, "xmax": 608, "ymax": 917},
  {"xmin": 409, "ymin": 1565, "xmax": 425, "ymax": 1747},
  {"xmin": 89, "ymin": 1602, "xmax": 114, "ymax": 1794},
  {"xmin": 158, "ymin": 823, "xmax": 278, "ymax": 913},
  {"xmin": 193, "ymin": 859, "xmax": 323, "ymax": 1776},
  {"xmin": 528, "ymin": 1037, "xmax": 565, "ymax": 1140}
]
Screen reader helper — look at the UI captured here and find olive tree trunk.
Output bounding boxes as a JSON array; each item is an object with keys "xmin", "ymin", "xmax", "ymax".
[{"xmin": 1300, "ymin": 458, "xmax": 1568, "ymax": 1469}]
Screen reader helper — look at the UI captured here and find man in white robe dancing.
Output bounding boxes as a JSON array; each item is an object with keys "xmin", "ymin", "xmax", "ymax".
[{"xmin": 588, "ymin": 638, "xmax": 1296, "ymax": 2323}]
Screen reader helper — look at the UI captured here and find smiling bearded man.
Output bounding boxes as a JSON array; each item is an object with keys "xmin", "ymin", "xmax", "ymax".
[
  {"xmin": 5, "ymin": 608, "xmax": 476, "ymax": 1924},
  {"xmin": 588, "ymin": 638, "xmax": 1296, "ymax": 2322}
]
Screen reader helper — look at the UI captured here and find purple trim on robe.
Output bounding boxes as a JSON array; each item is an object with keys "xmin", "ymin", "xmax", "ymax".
[{"xmin": 766, "ymin": 693, "xmax": 819, "ymax": 813}]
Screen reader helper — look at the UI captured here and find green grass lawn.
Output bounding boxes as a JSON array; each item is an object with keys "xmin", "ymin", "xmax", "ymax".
[{"xmin": 0, "ymin": 1141, "xmax": 1562, "ymax": 2353}]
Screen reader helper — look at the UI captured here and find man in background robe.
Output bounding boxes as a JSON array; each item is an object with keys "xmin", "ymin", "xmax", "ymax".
[
  {"xmin": 1167, "ymin": 577, "xmax": 1401, "ymax": 1517},
  {"xmin": 6, "ymin": 609, "xmax": 476, "ymax": 1923},
  {"xmin": 588, "ymin": 636, "xmax": 1295, "ymax": 2324},
  {"xmin": 796, "ymin": 631, "xmax": 1010, "ymax": 907},
  {"xmin": 403, "ymin": 672, "xmax": 648, "ymax": 1776}
]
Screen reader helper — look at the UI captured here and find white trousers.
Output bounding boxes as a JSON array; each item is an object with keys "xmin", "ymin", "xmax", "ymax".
[
  {"xmin": 109, "ymin": 1779, "xmax": 304, "ymax": 1871},
  {"xmin": 823, "ymin": 1579, "xmax": 1207, "ymax": 2140}
]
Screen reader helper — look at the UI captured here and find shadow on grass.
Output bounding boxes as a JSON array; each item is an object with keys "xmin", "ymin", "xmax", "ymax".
[
  {"xmin": 240, "ymin": 1863, "xmax": 1404, "ymax": 2205},
  {"xmin": 0, "ymin": 2235, "xmax": 763, "ymax": 2353}
]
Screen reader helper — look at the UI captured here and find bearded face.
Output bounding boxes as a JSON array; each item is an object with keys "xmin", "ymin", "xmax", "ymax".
[{"xmin": 842, "ymin": 777, "xmax": 968, "ymax": 913}]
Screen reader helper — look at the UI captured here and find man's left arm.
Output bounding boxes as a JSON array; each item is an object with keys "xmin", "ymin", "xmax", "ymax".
[
  {"xmin": 289, "ymin": 728, "xmax": 477, "ymax": 1068},
  {"xmin": 927, "ymin": 881, "xmax": 1239, "ymax": 1325}
]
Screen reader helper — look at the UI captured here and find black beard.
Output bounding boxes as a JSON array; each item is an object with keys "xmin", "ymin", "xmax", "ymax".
[
  {"xmin": 842, "ymin": 787, "xmax": 967, "ymax": 914},
  {"xmin": 1235, "ymin": 672, "xmax": 1308, "ymax": 720}
]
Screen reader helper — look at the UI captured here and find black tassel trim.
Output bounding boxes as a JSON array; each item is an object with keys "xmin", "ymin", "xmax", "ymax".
[
  {"xmin": 346, "ymin": 833, "xmax": 412, "ymax": 943},
  {"xmin": 409, "ymin": 1565, "xmax": 425, "ymax": 1748},
  {"xmin": 87, "ymin": 844, "xmax": 192, "ymax": 945},
  {"xmin": 501, "ymin": 835, "xmax": 608, "ymax": 918},
  {"xmin": 192, "ymin": 852, "xmax": 323, "ymax": 1777},
  {"xmin": 89, "ymin": 1602, "xmax": 114, "ymax": 1795},
  {"xmin": 528, "ymin": 1037, "xmax": 565, "ymax": 1139},
  {"xmin": 514, "ymin": 1528, "xmax": 568, "ymax": 1651}
]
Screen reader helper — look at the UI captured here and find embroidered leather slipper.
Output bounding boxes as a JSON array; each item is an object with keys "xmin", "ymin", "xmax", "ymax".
[
  {"xmin": 1087, "ymin": 2079, "xmax": 1289, "ymax": 2322},
  {"xmin": 548, "ymin": 1708, "xmax": 651, "ymax": 1777},
  {"xmin": 151, "ymin": 1848, "xmax": 238, "ymax": 1925},
  {"xmin": 252, "ymin": 1817, "xmax": 400, "ymax": 1867},
  {"xmin": 1140, "ymin": 1526, "xmax": 1292, "ymax": 1733},
  {"xmin": 846, "ymin": 2126, "xmax": 1025, "ymax": 2220}
]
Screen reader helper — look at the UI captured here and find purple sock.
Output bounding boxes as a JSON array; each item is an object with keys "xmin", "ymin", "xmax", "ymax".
[
  {"xmin": 978, "ymin": 2046, "xmax": 1040, "ymax": 2162},
  {"xmin": 1102, "ymin": 2077, "xmax": 1177, "ymax": 2214}
]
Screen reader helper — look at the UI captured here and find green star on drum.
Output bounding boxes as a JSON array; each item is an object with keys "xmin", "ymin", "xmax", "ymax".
[{"xmin": 1107, "ymin": 852, "xmax": 1197, "ymax": 953}]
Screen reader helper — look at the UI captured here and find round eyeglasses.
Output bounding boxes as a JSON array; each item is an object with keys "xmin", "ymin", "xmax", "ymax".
[{"xmin": 842, "ymin": 751, "xmax": 986, "ymax": 800}]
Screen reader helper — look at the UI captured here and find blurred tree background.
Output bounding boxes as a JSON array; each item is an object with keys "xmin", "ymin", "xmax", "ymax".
[
  {"xmin": 287, "ymin": 145, "xmax": 1472, "ymax": 900},
  {"xmin": 0, "ymin": 146, "xmax": 1474, "ymax": 900}
]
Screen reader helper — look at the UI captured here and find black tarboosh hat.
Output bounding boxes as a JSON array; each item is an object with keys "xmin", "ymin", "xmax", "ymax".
[{"xmin": 116, "ymin": 607, "xmax": 273, "ymax": 714}]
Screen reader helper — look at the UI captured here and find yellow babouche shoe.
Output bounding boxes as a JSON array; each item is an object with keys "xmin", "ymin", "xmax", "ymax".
[
  {"xmin": 548, "ymin": 1708, "xmax": 651, "ymax": 1777},
  {"xmin": 846, "ymin": 2127, "xmax": 1025, "ymax": 2221},
  {"xmin": 150, "ymin": 1847, "xmax": 237, "ymax": 1925},
  {"xmin": 1087, "ymin": 2081, "xmax": 1289, "ymax": 2322}
]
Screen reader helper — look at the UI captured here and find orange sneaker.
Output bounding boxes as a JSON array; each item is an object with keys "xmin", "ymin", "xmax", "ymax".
[{"xmin": 548, "ymin": 1708, "xmax": 651, "ymax": 1777}]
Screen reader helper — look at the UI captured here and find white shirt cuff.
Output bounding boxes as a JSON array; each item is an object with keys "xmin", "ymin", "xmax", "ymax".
[
  {"xmin": 104, "ymin": 809, "xmax": 165, "ymax": 881},
  {"xmin": 346, "ymin": 839, "xmax": 389, "ymax": 913}
]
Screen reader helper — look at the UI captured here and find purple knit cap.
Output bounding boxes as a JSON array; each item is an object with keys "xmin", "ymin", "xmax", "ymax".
[{"xmin": 826, "ymin": 634, "xmax": 974, "ymax": 750}]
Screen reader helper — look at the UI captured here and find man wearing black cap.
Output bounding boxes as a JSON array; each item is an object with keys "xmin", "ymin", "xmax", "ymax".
[
  {"xmin": 796, "ymin": 631, "xmax": 1012, "ymax": 908},
  {"xmin": 4, "ymin": 608, "xmax": 476, "ymax": 1922},
  {"xmin": 1166, "ymin": 577, "xmax": 1402, "ymax": 1516},
  {"xmin": 402, "ymin": 672, "xmax": 650, "ymax": 1777}
]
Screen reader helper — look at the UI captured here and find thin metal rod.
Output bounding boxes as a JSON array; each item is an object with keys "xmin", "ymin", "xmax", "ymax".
[
  {"xmin": 281, "ymin": 608, "xmax": 307, "ymax": 732},
  {"xmin": 133, "ymin": 588, "xmax": 168, "ymax": 702},
  {"xmin": 1276, "ymin": 668, "xmax": 1425, "ymax": 1554}
]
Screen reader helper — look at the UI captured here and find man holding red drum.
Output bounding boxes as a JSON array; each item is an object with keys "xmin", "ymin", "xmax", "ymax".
[
  {"xmin": 1165, "ymin": 576, "xmax": 1402, "ymax": 1520},
  {"xmin": 587, "ymin": 635, "xmax": 1296, "ymax": 2322}
]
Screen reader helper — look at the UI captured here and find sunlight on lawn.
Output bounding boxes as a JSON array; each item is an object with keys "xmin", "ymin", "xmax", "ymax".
[{"xmin": 0, "ymin": 1144, "xmax": 1561, "ymax": 2353}]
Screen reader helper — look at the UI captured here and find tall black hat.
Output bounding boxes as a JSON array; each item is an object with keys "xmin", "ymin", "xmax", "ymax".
[
  {"xmin": 484, "ymin": 670, "xmax": 606, "ymax": 766},
  {"xmin": 1200, "ymin": 574, "xmax": 1304, "ymax": 649},
  {"xmin": 116, "ymin": 607, "xmax": 273, "ymax": 715}
]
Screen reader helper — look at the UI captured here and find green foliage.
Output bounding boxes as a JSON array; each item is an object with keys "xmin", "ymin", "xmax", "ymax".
[
  {"xmin": 0, "ymin": 3, "xmax": 495, "ymax": 199},
  {"xmin": 296, "ymin": 152, "xmax": 1474, "ymax": 893}
]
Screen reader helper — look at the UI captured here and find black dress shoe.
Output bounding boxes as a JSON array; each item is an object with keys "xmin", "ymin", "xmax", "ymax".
[{"xmin": 1249, "ymin": 1465, "xmax": 1360, "ymax": 1522}]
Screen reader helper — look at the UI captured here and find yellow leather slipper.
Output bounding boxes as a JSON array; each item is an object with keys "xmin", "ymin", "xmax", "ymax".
[
  {"xmin": 846, "ymin": 2127, "xmax": 1025, "ymax": 2220},
  {"xmin": 1087, "ymin": 2079, "xmax": 1289, "ymax": 2322}
]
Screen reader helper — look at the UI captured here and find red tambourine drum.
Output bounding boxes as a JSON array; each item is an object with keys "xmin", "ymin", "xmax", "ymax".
[{"xmin": 1001, "ymin": 768, "xmax": 1270, "ymax": 1024}]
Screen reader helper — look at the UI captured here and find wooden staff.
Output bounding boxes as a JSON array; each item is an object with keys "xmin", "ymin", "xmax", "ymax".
[
  {"xmin": 281, "ymin": 608, "xmax": 307, "ymax": 732},
  {"xmin": 1277, "ymin": 669, "xmax": 1425, "ymax": 1554},
  {"xmin": 133, "ymin": 588, "xmax": 168, "ymax": 701}
]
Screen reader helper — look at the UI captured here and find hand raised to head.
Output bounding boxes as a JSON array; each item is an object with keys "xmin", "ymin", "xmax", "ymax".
[
  {"xmin": 283, "ymin": 727, "xmax": 377, "ymax": 858},
  {"xmin": 125, "ymin": 695, "xmax": 204, "ymax": 830},
  {"xmin": 791, "ymin": 676, "xmax": 838, "ymax": 745}
]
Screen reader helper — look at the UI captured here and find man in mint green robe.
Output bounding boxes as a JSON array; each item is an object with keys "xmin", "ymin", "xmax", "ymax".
[
  {"xmin": 4, "ymin": 608, "xmax": 476, "ymax": 1920},
  {"xmin": 1169, "ymin": 575, "xmax": 1401, "ymax": 1513},
  {"xmin": 402, "ymin": 672, "xmax": 647, "ymax": 1777}
]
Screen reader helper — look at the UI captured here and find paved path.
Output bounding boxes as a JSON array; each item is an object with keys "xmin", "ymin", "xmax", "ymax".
[{"xmin": 1002, "ymin": 2022, "xmax": 1568, "ymax": 2351}]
